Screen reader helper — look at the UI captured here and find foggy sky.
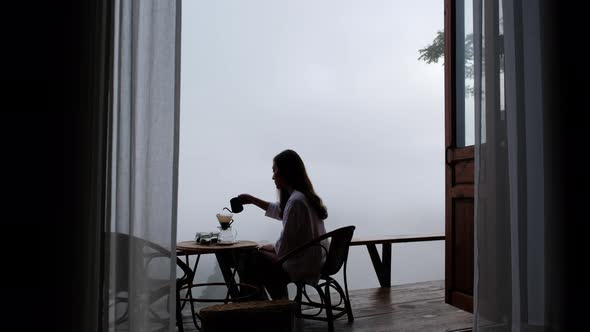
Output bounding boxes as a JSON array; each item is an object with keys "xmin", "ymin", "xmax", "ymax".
[{"xmin": 178, "ymin": 0, "xmax": 445, "ymax": 290}]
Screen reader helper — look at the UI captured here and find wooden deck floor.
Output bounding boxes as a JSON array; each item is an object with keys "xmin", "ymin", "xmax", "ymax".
[{"xmin": 180, "ymin": 280, "xmax": 473, "ymax": 331}]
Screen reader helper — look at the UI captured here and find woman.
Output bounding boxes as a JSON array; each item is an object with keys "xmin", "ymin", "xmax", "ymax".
[{"xmin": 237, "ymin": 149, "xmax": 329, "ymax": 300}]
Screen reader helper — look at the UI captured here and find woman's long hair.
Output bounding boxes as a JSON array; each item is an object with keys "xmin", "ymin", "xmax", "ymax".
[{"xmin": 274, "ymin": 149, "xmax": 328, "ymax": 220}]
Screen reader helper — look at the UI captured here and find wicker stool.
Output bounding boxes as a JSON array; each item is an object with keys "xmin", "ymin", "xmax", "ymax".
[{"xmin": 200, "ymin": 299, "xmax": 298, "ymax": 332}]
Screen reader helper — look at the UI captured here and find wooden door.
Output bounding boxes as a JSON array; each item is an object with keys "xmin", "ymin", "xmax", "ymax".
[{"xmin": 444, "ymin": 0, "xmax": 474, "ymax": 313}]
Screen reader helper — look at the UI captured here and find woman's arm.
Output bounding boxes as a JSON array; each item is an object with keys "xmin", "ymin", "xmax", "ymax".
[
  {"xmin": 238, "ymin": 194, "xmax": 270, "ymax": 211},
  {"xmin": 275, "ymin": 200, "xmax": 306, "ymax": 258}
]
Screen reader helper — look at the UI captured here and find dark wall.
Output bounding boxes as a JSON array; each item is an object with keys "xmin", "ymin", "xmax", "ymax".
[
  {"xmin": 5, "ymin": 1, "xmax": 107, "ymax": 331},
  {"xmin": 540, "ymin": 0, "xmax": 588, "ymax": 330}
]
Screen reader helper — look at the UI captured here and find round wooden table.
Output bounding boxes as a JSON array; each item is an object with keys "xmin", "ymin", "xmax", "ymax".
[
  {"xmin": 177, "ymin": 240, "xmax": 258, "ymax": 254},
  {"xmin": 176, "ymin": 240, "xmax": 261, "ymax": 330}
]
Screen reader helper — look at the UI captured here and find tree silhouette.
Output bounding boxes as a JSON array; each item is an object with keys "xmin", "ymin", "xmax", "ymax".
[
  {"xmin": 418, "ymin": 30, "xmax": 445, "ymax": 64},
  {"xmin": 418, "ymin": 30, "xmax": 475, "ymax": 96}
]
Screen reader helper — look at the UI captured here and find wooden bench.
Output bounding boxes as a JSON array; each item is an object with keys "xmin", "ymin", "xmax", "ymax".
[{"xmin": 349, "ymin": 234, "xmax": 445, "ymax": 287}]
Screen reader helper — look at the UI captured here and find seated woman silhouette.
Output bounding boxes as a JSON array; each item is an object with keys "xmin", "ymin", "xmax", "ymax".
[{"xmin": 237, "ymin": 149, "xmax": 329, "ymax": 300}]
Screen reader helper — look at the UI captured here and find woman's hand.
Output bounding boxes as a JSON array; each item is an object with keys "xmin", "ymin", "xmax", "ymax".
[{"xmin": 238, "ymin": 194, "xmax": 270, "ymax": 211}]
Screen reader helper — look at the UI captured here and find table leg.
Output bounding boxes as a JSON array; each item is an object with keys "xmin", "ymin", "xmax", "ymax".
[
  {"xmin": 215, "ymin": 252, "xmax": 241, "ymax": 299},
  {"xmin": 180, "ymin": 253, "xmax": 202, "ymax": 331},
  {"xmin": 366, "ymin": 243, "xmax": 392, "ymax": 287},
  {"xmin": 181, "ymin": 253, "xmax": 200, "ymax": 310}
]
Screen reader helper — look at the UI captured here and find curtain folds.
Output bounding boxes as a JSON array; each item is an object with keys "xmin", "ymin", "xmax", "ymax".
[
  {"xmin": 473, "ymin": 0, "xmax": 548, "ymax": 330},
  {"xmin": 106, "ymin": 1, "xmax": 181, "ymax": 331}
]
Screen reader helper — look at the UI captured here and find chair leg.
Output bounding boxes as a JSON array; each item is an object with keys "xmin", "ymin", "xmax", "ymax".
[
  {"xmin": 176, "ymin": 290, "xmax": 184, "ymax": 332},
  {"xmin": 182, "ymin": 254, "xmax": 200, "ymax": 310},
  {"xmin": 322, "ymin": 283, "xmax": 334, "ymax": 332},
  {"xmin": 294, "ymin": 283, "xmax": 304, "ymax": 316},
  {"xmin": 343, "ymin": 261, "xmax": 354, "ymax": 322},
  {"xmin": 189, "ymin": 299, "xmax": 201, "ymax": 331},
  {"xmin": 329, "ymin": 279, "xmax": 353, "ymax": 323}
]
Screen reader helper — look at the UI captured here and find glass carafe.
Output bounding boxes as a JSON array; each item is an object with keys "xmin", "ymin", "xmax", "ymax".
[{"xmin": 218, "ymin": 226, "xmax": 237, "ymax": 243}]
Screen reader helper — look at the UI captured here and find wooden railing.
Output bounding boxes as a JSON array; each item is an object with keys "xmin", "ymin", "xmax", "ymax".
[{"xmin": 349, "ymin": 234, "xmax": 445, "ymax": 287}]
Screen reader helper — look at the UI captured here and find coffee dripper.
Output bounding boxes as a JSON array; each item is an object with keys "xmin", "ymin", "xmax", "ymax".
[{"xmin": 216, "ymin": 207, "xmax": 237, "ymax": 243}]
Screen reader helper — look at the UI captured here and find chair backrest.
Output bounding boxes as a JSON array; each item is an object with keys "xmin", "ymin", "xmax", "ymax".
[
  {"xmin": 321, "ymin": 226, "xmax": 356, "ymax": 276},
  {"xmin": 109, "ymin": 232, "xmax": 193, "ymax": 293}
]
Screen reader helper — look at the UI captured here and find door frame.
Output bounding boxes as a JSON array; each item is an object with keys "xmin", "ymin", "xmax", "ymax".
[{"xmin": 444, "ymin": 0, "xmax": 475, "ymax": 313}]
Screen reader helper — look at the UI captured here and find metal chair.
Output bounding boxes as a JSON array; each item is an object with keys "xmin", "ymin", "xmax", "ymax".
[{"xmin": 277, "ymin": 226, "xmax": 356, "ymax": 332}]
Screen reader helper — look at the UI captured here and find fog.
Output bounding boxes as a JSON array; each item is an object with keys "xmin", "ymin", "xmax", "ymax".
[{"xmin": 178, "ymin": 0, "xmax": 445, "ymax": 293}]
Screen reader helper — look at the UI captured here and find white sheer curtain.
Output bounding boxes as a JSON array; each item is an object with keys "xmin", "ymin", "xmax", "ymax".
[
  {"xmin": 473, "ymin": 0, "xmax": 547, "ymax": 330},
  {"xmin": 107, "ymin": 0, "xmax": 181, "ymax": 331}
]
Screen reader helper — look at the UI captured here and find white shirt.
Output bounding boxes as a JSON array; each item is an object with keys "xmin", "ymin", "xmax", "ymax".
[{"xmin": 265, "ymin": 190, "xmax": 329, "ymax": 285}]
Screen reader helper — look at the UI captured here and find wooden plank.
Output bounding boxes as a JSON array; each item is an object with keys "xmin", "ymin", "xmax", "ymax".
[
  {"xmin": 450, "ymin": 184, "xmax": 474, "ymax": 198},
  {"xmin": 450, "ymin": 146, "xmax": 475, "ymax": 161},
  {"xmin": 302, "ymin": 294, "xmax": 472, "ymax": 332},
  {"xmin": 450, "ymin": 291, "xmax": 473, "ymax": 314},
  {"xmin": 179, "ymin": 281, "xmax": 473, "ymax": 332},
  {"xmin": 304, "ymin": 281, "xmax": 445, "ymax": 311},
  {"xmin": 301, "ymin": 302, "xmax": 471, "ymax": 331},
  {"xmin": 308, "ymin": 281, "xmax": 446, "ymax": 315},
  {"xmin": 454, "ymin": 159, "xmax": 474, "ymax": 184},
  {"xmin": 452, "ymin": 199, "xmax": 474, "ymax": 295},
  {"xmin": 347, "ymin": 280, "xmax": 444, "ymax": 297},
  {"xmin": 350, "ymin": 234, "xmax": 445, "ymax": 246}
]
